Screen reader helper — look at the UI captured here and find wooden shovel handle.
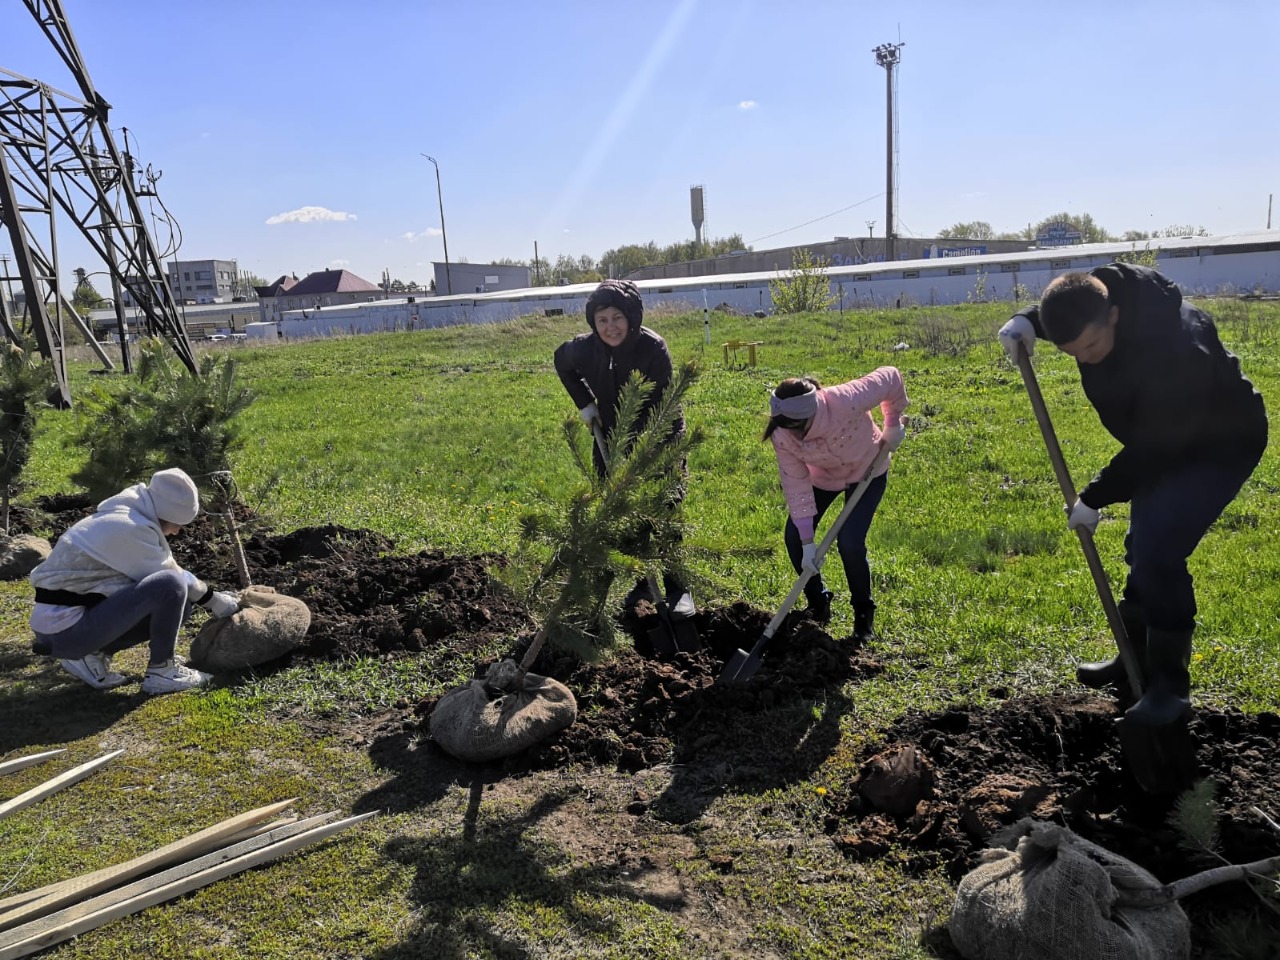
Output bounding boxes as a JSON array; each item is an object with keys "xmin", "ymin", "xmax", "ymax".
[{"xmin": 1013, "ymin": 345, "xmax": 1143, "ymax": 699}]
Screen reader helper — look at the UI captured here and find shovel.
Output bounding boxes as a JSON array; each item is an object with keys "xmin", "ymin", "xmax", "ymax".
[
  {"xmin": 719, "ymin": 442, "xmax": 892, "ymax": 686},
  {"xmin": 592, "ymin": 422, "xmax": 701, "ymax": 655},
  {"xmin": 1013, "ymin": 344, "xmax": 1195, "ymax": 794},
  {"xmin": 644, "ymin": 572, "xmax": 701, "ymax": 655}
]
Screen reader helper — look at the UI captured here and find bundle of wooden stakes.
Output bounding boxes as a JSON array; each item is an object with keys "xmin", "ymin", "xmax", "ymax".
[{"xmin": 0, "ymin": 748, "xmax": 373, "ymax": 958}]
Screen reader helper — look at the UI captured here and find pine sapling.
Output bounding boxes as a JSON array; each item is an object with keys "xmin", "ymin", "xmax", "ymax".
[
  {"xmin": 1116, "ymin": 781, "xmax": 1280, "ymax": 910},
  {"xmin": 503, "ymin": 361, "xmax": 700, "ymax": 689},
  {"xmin": 0, "ymin": 340, "xmax": 53, "ymax": 537},
  {"xmin": 70, "ymin": 339, "xmax": 254, "ymax": 500}
]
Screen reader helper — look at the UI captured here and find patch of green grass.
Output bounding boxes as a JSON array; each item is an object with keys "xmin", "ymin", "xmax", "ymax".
[{"xmin": 6, "ymin": 298, "xmax": 1280, "ymax": 957}]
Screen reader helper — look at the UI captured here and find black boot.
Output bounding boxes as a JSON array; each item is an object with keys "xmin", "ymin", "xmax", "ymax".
[
  {"xmin": 853, "ymin": 604, "xmax": 877, "ymax": 644},
  {"xmin": 1124, "ymin": 627, "xmax": 1193, "ymax": 727},
  {"xmin": 1077, "ymin": 599, "xmax": 1146, "ymax": 690},
  {"xmin": 804, "ymin": 581, "xmax": 833, "ymax": 624}
]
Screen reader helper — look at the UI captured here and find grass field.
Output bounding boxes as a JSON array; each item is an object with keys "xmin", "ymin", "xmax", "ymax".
[{"xmin": 3, "ymin": 296, "xmax": 1278, "ymax": 958}]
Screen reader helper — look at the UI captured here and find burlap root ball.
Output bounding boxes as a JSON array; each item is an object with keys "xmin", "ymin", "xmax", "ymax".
[
  {"xmin": 430, "ymin": 659, "xmax": 578, "ymax": 762},
  {"xmin": 949, "ymin": 818, "xmax": 1190, "ymax": 960},
  {"xmin": 0, "ymin": 534, "xmax": 52, "ymax": 580},
  {"xmin": 188, "ymin": 585, "xmax": 311, "ymax": 672}
]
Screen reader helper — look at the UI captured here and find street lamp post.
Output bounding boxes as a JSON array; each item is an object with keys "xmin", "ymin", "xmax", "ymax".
[{"xmin": 421, "ymin": 154, "xmax": 452, "ymax": 296}]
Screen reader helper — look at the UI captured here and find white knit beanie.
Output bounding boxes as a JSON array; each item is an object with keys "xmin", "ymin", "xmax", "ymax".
[{"xmin": 147, "ymin": 468, "xmax": 200, "ymax": 525}]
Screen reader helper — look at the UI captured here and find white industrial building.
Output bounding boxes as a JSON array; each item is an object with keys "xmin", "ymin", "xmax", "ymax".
[{"xmin": 248, "ymin": 231, "xmax": 1280, "ymax": 341}]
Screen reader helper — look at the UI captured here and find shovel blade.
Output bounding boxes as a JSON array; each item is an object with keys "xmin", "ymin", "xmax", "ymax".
[
  {"xmin": 717, "ymin": 647, "xmax": 760, "ymax": 686},
  {"xmin": 1118, "ymin": 714, "xmax": 1197, "ymax": 795},
  {"xmin": 648, "ymin": 624, "xmax": 677, "ymax": 656},
  {"xmin": 671, "ymin": 617, "xmax": 702, "ymax": 653}
]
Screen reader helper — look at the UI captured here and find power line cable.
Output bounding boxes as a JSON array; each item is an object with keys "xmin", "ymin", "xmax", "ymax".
[{"xmin": 748, "ymin": 192, "xmax": 885, "ymax": 245}]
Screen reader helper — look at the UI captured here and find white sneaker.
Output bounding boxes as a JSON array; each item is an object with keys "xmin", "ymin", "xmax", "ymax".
[
  {"xmin": 60, "ymin": 653, "xmax": 128, "ymax": 690},
  {"xmin": 142, "ymin": 659, "xmax": 213, "ymax": 694}
]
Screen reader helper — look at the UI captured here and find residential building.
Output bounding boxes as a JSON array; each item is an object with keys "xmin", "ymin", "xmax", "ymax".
[
  {"xmin": 253, "ymin": 275, "xmax": 298, "ymax": 324},
  {"xmin": 259, "ymin": 268, "xmax": 381, "ymax": 318}
]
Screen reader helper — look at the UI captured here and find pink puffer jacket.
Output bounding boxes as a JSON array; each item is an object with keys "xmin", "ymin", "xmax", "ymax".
[{"xmin": 770, "ymin": 366, "xmax": 909, "ymax": 533}]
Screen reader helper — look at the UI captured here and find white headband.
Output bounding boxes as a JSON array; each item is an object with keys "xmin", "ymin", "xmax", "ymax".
[{"xmin": 769, "ymin": 384, "xmax": 818, "ymax": 420}]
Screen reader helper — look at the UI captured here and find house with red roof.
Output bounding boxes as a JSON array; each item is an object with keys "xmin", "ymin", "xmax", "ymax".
[{"xmin": 254, "ymin": 268, "xmax": 382, "ymax": 323}]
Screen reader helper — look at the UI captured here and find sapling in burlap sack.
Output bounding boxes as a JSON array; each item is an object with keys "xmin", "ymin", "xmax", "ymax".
[
  {"xmin": 187, "ymin": 471, "xmax": 311, "ymax": 671},
  {"xmin": 189, "ymin": 585, "xmax": 311, "ymax": 671},
  {"xmin": 949, "ymin": 807, "xmax": 1280, "ymax": 960},
  {"xmin": 431, "ymin": 363, "xmax": 700, "ymax": 762}
]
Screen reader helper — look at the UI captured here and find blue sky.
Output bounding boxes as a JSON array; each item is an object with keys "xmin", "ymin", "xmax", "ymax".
[{"xmin": 3, "ymin": 0, "xmax": 1277, "ymax": 289}]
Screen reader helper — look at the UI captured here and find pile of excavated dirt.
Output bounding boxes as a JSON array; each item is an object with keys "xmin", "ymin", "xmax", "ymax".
[{"xmin": 831, "ymin": 693, "xmax": 1280, "ymax": 876}]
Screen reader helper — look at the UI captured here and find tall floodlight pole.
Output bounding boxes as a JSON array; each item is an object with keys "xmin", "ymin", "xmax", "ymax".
[
  {"xmin": 421, "ymin": 154, "xmax": 452, "ymax": 296},
  {"xmin": 873, "ymin": 42, "xmax": 903, "ymax": 262}
]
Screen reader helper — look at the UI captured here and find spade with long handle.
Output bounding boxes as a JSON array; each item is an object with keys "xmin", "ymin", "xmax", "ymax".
[
  {"xmin": 1013, "ymin": 344, "xmax": 1194, "ymax": 794},
  {"xmin": 718, "ymin": 442, "xmax": 891, "ymax": 686}
]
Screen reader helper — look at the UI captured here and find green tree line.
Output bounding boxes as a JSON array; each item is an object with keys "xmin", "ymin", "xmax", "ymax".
[
  {"xmin": 936, "ymin": 214, "xmax": 1209, "ymax": 244},
  {"xmin": 492, "ymin": 234, "xmax": 749, "ymax": 286}
]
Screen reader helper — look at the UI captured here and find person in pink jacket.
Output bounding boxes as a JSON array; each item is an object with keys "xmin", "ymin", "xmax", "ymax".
[{"xmin": 763, "ymin": 368, "xmax": 909, "ymax": 640}]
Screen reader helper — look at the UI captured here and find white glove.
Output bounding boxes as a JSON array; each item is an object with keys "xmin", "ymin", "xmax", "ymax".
[
  {"xmin": 578, "ymin": 402, "xmax": 599, "ymax": 426},
  {"xmin": 800, "ymin": 542, "xmax": 822, "ymax": 577},
  {"xmin": 200, "ymin": 590, "xmax": 241, "ymax": 619},
  {"xmin": 880, "ymin": 422, "xmax": 907, "ymax": 451},
  {"xmin": 998, "ymin": 314, "xmax": 1035, "ymax": 362},
  {"xmin": 184, "ymin": 570, "xmax": 208, "ymax": 601},
  {"xmin": 1066, "ymin": 498, "xmax": 1100, "ymax": 533}
]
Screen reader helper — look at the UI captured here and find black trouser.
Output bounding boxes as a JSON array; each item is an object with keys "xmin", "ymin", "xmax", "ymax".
[
  {"xmin": 1122, "ymin": 456, "xmax": 1261, "ymax": 632},
  {"xmin": 783, "ymin": 472, "xmax": 888, "ymax": 611}
]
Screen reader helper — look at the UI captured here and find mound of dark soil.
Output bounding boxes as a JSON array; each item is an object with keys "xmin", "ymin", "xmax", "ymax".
[
  {"xmin": 168, "ymin": 515, "xmax": 531, "ymax": 661},
  {"xmin": 445, "ymin": 602, "xmax": 887, "ymax": 775},
  {"xmin": 830, "ymin": 693, "xmax": 1280, "ymax": 883}
]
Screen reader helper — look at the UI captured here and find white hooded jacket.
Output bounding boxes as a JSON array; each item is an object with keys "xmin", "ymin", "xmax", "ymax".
[{"xmin": 29, "ymin": 483, "xmax": 188, "ymax": 633}]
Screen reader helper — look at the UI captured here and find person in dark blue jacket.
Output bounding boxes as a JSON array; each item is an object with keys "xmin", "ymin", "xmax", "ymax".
[{"xmin": 999, "ymin": 263, "xmax": 1267, "ymax": 728}]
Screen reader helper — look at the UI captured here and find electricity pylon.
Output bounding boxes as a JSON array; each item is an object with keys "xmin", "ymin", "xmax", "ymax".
[{"xmin": 0, "ymin": 0, "xmax": 197, "ymax": 406}]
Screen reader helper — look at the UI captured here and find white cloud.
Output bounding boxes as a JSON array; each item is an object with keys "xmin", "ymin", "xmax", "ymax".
[
  {"xmin": 401, "ymin": 227, "xmax": 443, "ymax": 242},
  {"xmin": 329, "ymin": 259, "xmax": 350, "ymax": 268},
  {"xmin": 265, "ymin": 205, "xmax": 358, "ymax": 225},
  {"xmin": 738, "ymin": 100, "xmax": 757, "ymax": 110}
]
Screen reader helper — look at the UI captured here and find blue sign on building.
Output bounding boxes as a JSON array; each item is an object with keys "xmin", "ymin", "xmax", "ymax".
[
  {"xmin": 924, "ymin": 244, "xmax": 987, "ymax": 259},
  {"xmin": 1036, "ymin": 221, "xmax": 1084, "ymax": 247}
]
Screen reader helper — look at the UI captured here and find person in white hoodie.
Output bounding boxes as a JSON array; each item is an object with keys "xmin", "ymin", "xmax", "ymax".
[{"xmin": 29, "ymin": 468, "xmax": 241, "ymax": 694}]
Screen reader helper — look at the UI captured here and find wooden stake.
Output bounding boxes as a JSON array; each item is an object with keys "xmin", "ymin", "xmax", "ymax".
[
  {"xmin": 0, "ymin": 799, "xmax": 297, "ymax": 929},
  {"xmin": 0, "ymin": 814, "xmax": 336, "ymax": 950},
  {"xmin": 0, "ymin": 751, "xmax": 124, "ymax": 822},
  {"xmin": 0, "ymin": 811, "xmax": 376, "ymax": 957},
  {"xmin": 0, "ymin": 751, "xmax": 66, "ymax": 779},
  {"xmin": 218, "ymin": 816, "xmax": 298, "ymax": 846}
]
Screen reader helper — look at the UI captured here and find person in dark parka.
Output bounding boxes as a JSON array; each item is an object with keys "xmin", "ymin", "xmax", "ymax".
[
  {"xmin": 553, "ymin": 279, "xmax": 692, "ymax": 617},
  {"xmin": 999, "ymin": 263, "xmax": 1267, "ymax": 728}
]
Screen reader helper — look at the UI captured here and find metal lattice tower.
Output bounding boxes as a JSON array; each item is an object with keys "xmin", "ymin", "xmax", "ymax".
[{"xmin": 0, "ymin": 0, "xmax": 196, "ymax": 406}]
